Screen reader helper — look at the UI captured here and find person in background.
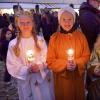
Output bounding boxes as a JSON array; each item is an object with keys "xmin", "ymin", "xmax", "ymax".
[
  {"xmin": 52, "ymin": 11, "xmax": 58, "ymax": 33},
  {"xmin": 79, "ymin": 0, "xmax": 100, "ymax": 52},
  {"xmin": 87, "ymin": 34, "xmax": 100, "ymax": 100},
  {"xmin": 41, "ymin": 8, "xmax": 54, "ymax": 44},
  {"xmin": 6, "ymin": 11, "xmax": 54, "ymax": 100},
  {"xmin": 34, "ymin": 4, "xmax": 42, "ymax": 33},
  {"xmin": 0, "ymin": 27, "xmax": 13, "ymax": 84},
  {"xmin": 69, "ymin": 3, "xmax": 74, "ymax": 8},
  {"xmin": 47, "ymin": 6, "xmax": 90, "ymax": 100},
  {"xmin": 79, "ymin": 1, "xmax": 100, "ymax": 97},
  {"xmin": 13, "ymin": 5, "xmax": 23, "ymax": 16}
]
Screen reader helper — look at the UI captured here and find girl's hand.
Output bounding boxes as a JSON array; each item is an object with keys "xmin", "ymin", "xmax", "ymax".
[
  {"xmin": 31, "ymin": 63, "xmax": 40, "ymax": 73},
  {"xmin": 67, "ymin": 60, "xmax": 76, "ymax": 71}
]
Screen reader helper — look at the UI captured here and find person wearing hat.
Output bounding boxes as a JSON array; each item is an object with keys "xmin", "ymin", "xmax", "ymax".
[
  {"xmin": 47, "ymin": 6, "xmax": 90, "ymax": 100},
  {"xmin": 79, "ymin": 0, "xmax": 100, "ymax": 52}
]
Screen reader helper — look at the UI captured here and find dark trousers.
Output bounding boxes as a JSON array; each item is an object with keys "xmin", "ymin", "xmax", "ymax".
[
  {"xmin": 4, "ymin": 65, "xmax": 11, "ymax": 82},
  {"xmin": 87, "ymin": 79, "xmax": 100, "ymax": 100}
]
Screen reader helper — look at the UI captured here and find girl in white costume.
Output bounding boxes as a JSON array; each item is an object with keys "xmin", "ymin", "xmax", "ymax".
[{"xmin": 6, "ymin": 11, "xmax": 54, "ymax": 100}]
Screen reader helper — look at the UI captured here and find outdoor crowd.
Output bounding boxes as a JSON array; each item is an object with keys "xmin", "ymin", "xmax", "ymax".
[{"xmin": 0, "ymin": 0, "xmax": 100, "ymax": 100}]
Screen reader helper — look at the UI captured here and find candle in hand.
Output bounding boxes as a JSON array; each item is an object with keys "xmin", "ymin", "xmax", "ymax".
[
  {"xmin": 67, "ymin": 48, "xmax": 74, "ymax": 61},
  {"xmin": 26, "ymin": 50, "xmax": 35, "ymax": 62},
  {"xmin": 67, "ymin": 48, "xmax": 76, "ymax": 71}
]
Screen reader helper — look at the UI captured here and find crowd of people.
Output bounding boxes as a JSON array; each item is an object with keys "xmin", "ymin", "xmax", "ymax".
[{"xmin": 0, "ymin": 0, "xmax": 100, "ymax": 100}]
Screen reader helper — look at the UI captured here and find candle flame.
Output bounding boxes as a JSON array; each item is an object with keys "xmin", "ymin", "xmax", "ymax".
[
  {"xmin": 67, "ymin": 48, "xmax": 74, "ymax": 55},
  {"xmin": 26, "ymin": 50, "xmax": 35, "ymax": 62},
  {"xmin": 67, "ymin": 48, "xmax": 74, "ymax": 60}
]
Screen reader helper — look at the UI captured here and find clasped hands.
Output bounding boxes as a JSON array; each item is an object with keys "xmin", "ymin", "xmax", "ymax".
[
  {"xmin": 28, "ymin": 63, "xmax": 42, "ymax": 73},
  {"xmin": 67, "ymin": 60, "xmax": 76, "ymax": 71}
]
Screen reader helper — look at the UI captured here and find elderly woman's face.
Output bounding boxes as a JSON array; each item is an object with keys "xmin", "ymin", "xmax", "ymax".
[{"xmin": 60, "ymin": 11, "xmax": 74, "ymax": 31}]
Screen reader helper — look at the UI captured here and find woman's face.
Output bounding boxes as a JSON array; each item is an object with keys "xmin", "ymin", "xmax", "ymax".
[
  {"xmin": 6, "ymin": 31, "xmax": 12, "ymax": 41},
  {"xmin": 18, "ymin": 15, "xmax": 33, "ymax": 37},
  {"xmin": 60, "ymin": 11, "xmax": 74, "ymax": 31}
]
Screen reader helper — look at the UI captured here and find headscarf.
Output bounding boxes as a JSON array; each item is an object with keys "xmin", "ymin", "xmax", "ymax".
[
  {"xmin": 58, "ymin": 6, "xmax": 76, "ymax": 23},
  {"xmin": 58, "ymin": 6, "xmax": 79, "ymax": 34}
]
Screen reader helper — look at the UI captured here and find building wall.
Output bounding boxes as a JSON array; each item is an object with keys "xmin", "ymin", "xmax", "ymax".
[{"xmin": 0, "ymin": 0, "xmax": 86, "ymax": 5}]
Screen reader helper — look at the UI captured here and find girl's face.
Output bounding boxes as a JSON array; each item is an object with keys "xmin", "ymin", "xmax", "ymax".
[
  {"xmin": 6, "ymin": 31, "xmax": 12, "ymax": 41},
  {"xmin": 60, "ymin": 11, "xmax": 74, "ymax": 31},
  {"xmin": 18, "ymin": 15, "xmax": 33, "ymax": 38}
]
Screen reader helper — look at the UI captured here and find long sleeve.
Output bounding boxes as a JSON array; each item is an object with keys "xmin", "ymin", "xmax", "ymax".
[
  {"xmin": 37, "ymin": 36, "xmax": 47, "ymax": 65},
  {"xmin": 6, "ymin": 42, "xmax": 29, "ymax": 80},
  {"xmin": 47, "ymin": 36, "xmax": 67, "ymax": 73},
  {"xmin": 75, "ymin": 33, "xmax": 90, "ymax": 75},
  {"xmin": 47, "ymin": 31, "xmax": 90, "ymax": 74},
  {"xmin": 36, "ymin": 37, "xmax": 49, "ymax": 79},
  {"xmin": 40, "ymin": 38, "xmax": 47, "ymax": 64}
]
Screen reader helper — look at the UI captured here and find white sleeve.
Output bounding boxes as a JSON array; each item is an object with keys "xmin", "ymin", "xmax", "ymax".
[
  {"xmin": 6, "ymin": 43, "xmax": 29, "ymax": 80},
  {"xmin": 37, "ymin": 37, "xmax": 48, "ymax": 79},
  {"xmin": 40, "ymin": 39, "xmax": 48, "ymax": 79}
]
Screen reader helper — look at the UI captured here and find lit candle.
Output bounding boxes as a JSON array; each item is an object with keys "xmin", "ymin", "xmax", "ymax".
[
  {"xmin": 67, "ymin": 48, "xmax": 74, "ymax": 61},
  {"xmin": 26, "ymin": 50, "xmax": 35, "ymax": 63}
]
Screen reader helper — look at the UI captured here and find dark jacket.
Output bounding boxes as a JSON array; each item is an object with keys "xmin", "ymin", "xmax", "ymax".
[
  {"xmin": 0, "ymin": 40, "xmax": 9, "ymax": 61},
  {"xmin": 79, "ymin": 2, "xmax": 100, "ymax": 52}
]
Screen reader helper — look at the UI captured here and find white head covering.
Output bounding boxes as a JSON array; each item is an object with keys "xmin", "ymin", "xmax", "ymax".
[{"xmin": 58, "ymin": 6, "xmax": 76, "ymax": 23}]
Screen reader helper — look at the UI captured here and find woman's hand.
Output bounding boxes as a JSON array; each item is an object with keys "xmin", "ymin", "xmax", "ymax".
[
  {"xmin": 94, "ymin": 64, "xmax": 100, "ymax": 76},
  {"xmin": 67, "ymin": 60, "xmax": 76, "ymax": 71}
]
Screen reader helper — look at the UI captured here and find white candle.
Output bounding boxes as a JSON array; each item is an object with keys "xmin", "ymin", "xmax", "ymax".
[
  {"xmin": 67, "ymin": 48, "xmax": 74, "ymax": 61},
  {"xmin": 26, "ymin": 50, "xmax": 35, "ymax": 62}
]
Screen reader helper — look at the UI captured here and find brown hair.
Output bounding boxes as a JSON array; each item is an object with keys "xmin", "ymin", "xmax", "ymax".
[{"xmin": 13, "ymin": 11, "xmax": 41, "ymax": 57}]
